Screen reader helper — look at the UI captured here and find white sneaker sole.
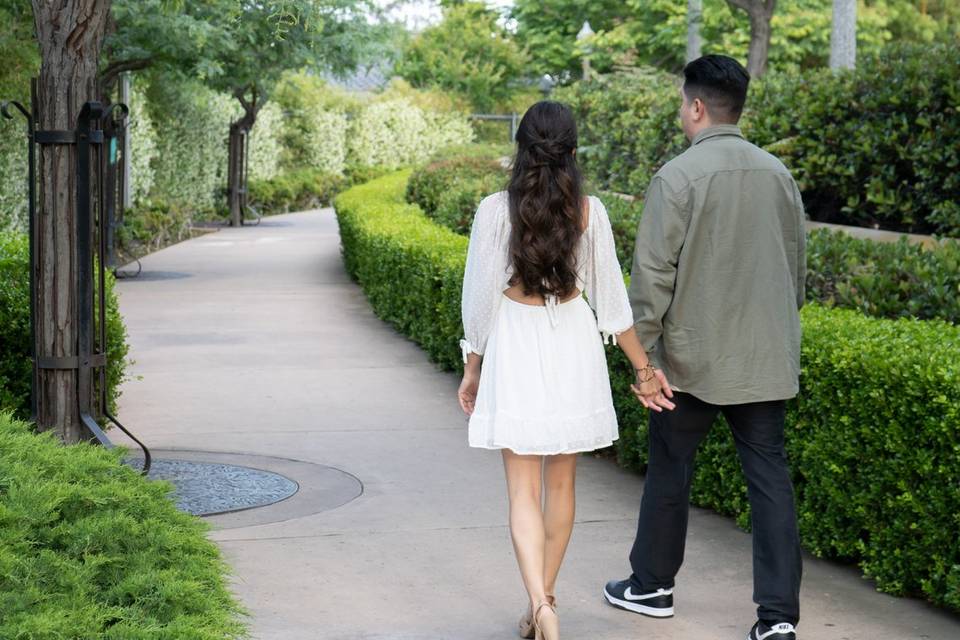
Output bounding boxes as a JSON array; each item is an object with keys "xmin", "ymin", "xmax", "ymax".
[{"xmin": 603, "ymin": 589, "xmax": 675, "ymax": 618}]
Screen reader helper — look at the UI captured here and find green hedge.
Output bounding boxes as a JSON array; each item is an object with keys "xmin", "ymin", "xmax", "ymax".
[
  {"xmin": 404, "ymin": 155, "xmax": 960, "ymax": 325},
  {"xmin": 248, "ymin": 169, "xmax": 347, "ymax": 215},
  {"xmin": 0, "ymin": 411, "xmax": 247, "ymax": 638},
  {"xmin": 557, "ymin": 44, "xmax": 960, "ymax": 237},
  {"xmin": 335, "ymin": 171, "xmax": 960, "ymax": 611},
  {"xmin": 406, "ymin": 158, "xmax": 507, "ymax": 235},
  {"xmin": 0, "ymin": 232, "xmax": 129, "ymax": 418}
]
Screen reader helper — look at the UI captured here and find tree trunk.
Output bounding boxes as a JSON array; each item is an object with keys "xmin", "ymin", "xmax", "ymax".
[
  {"xmin": 31, "ymin": 0, "xmax": 112, "ymax": 443},
  {"xmin": 829, "ymin": 0, "xmax": 857, "ymax": 70},
  {"xmin": 747, "ymin": 8, "xmax": 773, "ymax": 77},
  {"xmin": 726, "ymin": 0, "xmax": 777, "ymax": 77},
  {"xmin": 687, "ymin": 0, "xmax": 703, "ymax": 63},
  {"xmin": 227, "ymin": 88, "xmax": 258, "ymax": 227}
]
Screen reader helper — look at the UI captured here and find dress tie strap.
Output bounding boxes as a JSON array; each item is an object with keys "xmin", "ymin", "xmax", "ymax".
[{"xmin": 545, "ymin": 293, "xmax": 561, "ymax": 328}]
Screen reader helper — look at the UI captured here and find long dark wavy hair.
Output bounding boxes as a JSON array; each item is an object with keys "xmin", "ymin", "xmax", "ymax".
[{"xmin": 507, "ymin": 101, "xmax": 585, "ymax": 300}]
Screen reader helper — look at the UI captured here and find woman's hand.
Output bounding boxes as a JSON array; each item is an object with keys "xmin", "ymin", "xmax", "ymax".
[
  {"xmin": 630, "ymin": 369, "xmax": 676, "ymax": 412},
  {"xmin": 458, "ymin": 370, "xmax": 480, "ymax": 415}
]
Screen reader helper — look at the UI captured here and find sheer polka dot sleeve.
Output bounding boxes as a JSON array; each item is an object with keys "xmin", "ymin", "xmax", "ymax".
[
  {"xmin": 459, "ymin": 193, "xmax": 510, "ymax": 364},
  {"xmin": 584, "ymin": 196, "xmax": 634, "ymax": 345}
]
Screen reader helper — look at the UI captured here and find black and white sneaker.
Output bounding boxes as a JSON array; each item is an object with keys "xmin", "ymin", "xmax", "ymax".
[
  {"xmin": 747, "ymin": 621, "xmax": 797, "ymax": 640},
  {"xmin": 603, "ymin": 579, "xmax": 674, "ymax": 618}
]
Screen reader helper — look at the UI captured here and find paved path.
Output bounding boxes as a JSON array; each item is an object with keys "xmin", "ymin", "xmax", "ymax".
[{"xmin": 112, "ymin": 209, "xmax": 960, "ymax": 640}]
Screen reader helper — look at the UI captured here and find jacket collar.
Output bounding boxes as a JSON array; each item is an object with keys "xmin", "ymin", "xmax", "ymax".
[{"xmin": 692, "ymin": 124, "xmax": 744, "ymax": 146}]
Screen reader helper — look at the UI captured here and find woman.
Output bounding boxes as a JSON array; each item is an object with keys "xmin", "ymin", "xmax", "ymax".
[{"xmin": 457, "ymin": 101, "xmax": 675, "ymax": 640}]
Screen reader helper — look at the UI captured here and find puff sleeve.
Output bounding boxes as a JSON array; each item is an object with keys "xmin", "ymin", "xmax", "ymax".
[
  {"xmin": 584, "ymin": 197, "xmax": 634, "ymax": 345},
  {"xmin": 459, "ymin": 193, "xmax": 509, "ymax": 364}
]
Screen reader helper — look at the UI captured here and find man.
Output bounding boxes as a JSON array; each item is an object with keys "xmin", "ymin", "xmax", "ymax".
[{"xmin": 602, "ymin": 54, "xmax": 806, "ymax": 640}]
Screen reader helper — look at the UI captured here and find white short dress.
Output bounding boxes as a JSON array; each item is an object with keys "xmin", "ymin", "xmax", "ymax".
[{"xmin": 459, "ymin": 192, "xmax": 635, "ymax": 455}]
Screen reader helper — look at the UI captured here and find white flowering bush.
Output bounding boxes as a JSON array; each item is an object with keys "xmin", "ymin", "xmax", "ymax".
[
  {"xmin": 127, "ymin": 80, "xmax": 157, "ymax": 205},
  {"xmin": 302, "ymin": 108, "xmax": 348, "ymax": 175},
  {"xmin": 148, "ymin": 82, "xmax": 239, "ymax": 212},
  {"xmin": 347, "ymin": 97, "xmax": 474, "ymax": 170},
  {"xmin": 0, "ymin": 114, "xmax": 28, "ymax": 232},
  {"xmin": 248, "ymin": 100, "xmax": 283, "ymax": 181}
]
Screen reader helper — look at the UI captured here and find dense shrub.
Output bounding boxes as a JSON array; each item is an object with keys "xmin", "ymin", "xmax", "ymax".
[
  {"xmin": 336, "ymin": 171, "xmax": 960, "ymax": 611},
  {"xmin": 744, "ymin": 44, "xmax": 960, "ymax": 236},
  {"xmin": 554, "ymin": 66, "xmax": 687, "ymax": 198},
  {"xmin": 0, "ymin": 232, "xmax": 129, "ymax": 419},
  {"xmin": 248, "ymin": 169, "xmax": 347, "ymax": 215},
  {"xmin": 0, "ymin": 411, "xmax": 248, "ymax": 638},
  {"xmin": 115, "ymin": 200, "xmax": 193, "ymax": 263},
  {"xmin": 557, "ymin": 44, "xmax": 960, "ymax": 237},
  {"xmin": 406, "ymin": 157, "xmax": 506, "ymax": 225}
]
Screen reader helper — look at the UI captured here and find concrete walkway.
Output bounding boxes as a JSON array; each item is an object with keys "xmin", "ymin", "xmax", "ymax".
[{"xmin": 112, "ymin": 209, "xmax": 960, "ymax": 640}]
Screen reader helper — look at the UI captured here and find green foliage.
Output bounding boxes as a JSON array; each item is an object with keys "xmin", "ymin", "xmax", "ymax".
[
  {"xmin": 336, "ymin": 170, "xmax": 960, "ymax": 612},
  {"xmin": 0, "ymin": 411, "xmax": 248, "ymax": 638},
  {"xmin": 115, "ymin": 200, "xmax": 193, "ymax": 263},
  {"xmin": 248, "ymin": 169, "xmax": 347, "ymax": 215},
  {"xmin": 744, "ymin": 43, "xmax": 960, "ymax": 236},
  {"xmin": 406, "ymin": 157, "xmax": 506, "ymax": 222},
  {"xmin": 559, "ymin": 44, "xmax": 960, "ymax": 236},
  {"xmin": 0, "ymin": 232, "xmax": 129, "ymax": 420},
  {"xmin": 517, "ymin": 0, "xmax": 959, "ymax": 77},
  {"xmin": 0, "ymin": 0, "xmax": 36, "ymax": 232},
  {"xmin": 395, "ymin": 1, "xmax": 529, "ymax": 112},
  {"xmin": 554, "ymin": 67, "xmax": 688, "ymax": 198},
  {"xmin": 511, "ymin": 0, "xmax": 624, "ymax": 79},
  {"xmin": 806, "ymin": 229, "xmax": 960, "ymax": 323}
]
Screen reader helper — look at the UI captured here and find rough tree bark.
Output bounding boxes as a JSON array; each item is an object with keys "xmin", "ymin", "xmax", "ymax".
[
  {"xmin": 227, "ymin": 87, "xmax": 259, "ymax": 227},
  {"xmin": 687, "ymin": 0, "xmax": 703, "ymax": 63},
  {"xmin": 31, "ymin": 0, "xmax": 113, "ymax": 443},
  {"xmin": 829, "ymin": 0, "xmax": 857, "ymax": 70},
  {"xmin": 725, "ymin": 0, "xmax": 777, "ymax": 77}
]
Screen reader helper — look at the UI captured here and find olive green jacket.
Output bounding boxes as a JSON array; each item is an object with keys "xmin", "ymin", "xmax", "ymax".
[{"xmin": 628, "ymin": 125, "xmax": 806, "ymax": 405}]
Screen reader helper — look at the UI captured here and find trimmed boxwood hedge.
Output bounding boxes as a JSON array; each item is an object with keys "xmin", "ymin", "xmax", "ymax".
[
  {"xmin": 0, "ymin": 411, "xmax": 248, "ymax": 638},
  {"xmin": 0, "ymin": 232, "xmax": 129, "ymax": 419},
  {"xmin": 335, "ymin": 171, "xmax": 960, "ymax": 612}
]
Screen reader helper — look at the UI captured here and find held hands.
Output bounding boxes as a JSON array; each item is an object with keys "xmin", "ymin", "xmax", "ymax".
[{"xmin": 631, "ymin": 366, "xmax": 675, "ymax": 412}]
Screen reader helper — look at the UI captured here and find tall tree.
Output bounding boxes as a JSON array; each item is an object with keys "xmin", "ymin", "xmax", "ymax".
[
  {"xmin": 724, "ymin": 0, "xmax": 777, "ymax": 76},
  {"xmin": 829, "ymin": 0, "xmax": 857, "ymax": 69},
  {"xmin": 687, "ymin": 0, "xmax": 703, "ymax": 62},
  {"xmin": 30, "ymin": 0, "xmax": 113, "ymax": 443},
  {"xmin": 396, "ymin": 2, "xmax": 527, "ymax": 112}
]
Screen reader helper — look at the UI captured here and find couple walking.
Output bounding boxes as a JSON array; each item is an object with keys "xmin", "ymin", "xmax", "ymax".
[{"xmin": 457, "ymin": 55, "xmax": 806, "ymax": 640}]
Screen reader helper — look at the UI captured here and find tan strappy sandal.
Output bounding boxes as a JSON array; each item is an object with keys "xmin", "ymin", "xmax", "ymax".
[
  {"xmin": 532, "ymin": 599, "xmax": 558, "ymax": 640},
  {"xmin": 519, "ymin": 595, "xmax": 556, "ymax": 638}
]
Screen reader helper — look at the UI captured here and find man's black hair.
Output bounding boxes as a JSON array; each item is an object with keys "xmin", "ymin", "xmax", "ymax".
[{"xmin": 682, "ymin": 55, "xmax": 750, "ymax": 123}]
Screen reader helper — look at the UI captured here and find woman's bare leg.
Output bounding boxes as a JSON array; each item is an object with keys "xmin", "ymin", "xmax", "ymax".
[
  {"xmin": 503, "ymin": 449, "xmax": 559, "ymax": 638},
  {"xmin": 543, "ymin": 453, "xmax": 577, "ymax": 599}
]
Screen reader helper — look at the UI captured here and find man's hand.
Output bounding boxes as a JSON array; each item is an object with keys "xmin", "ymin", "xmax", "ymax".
[{"xmin": 630, "ymin": 369, "xmax": 675, "ymax": 412}]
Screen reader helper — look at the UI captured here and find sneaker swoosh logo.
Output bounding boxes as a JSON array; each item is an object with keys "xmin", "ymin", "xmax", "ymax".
[{"xmin": 623, "ymin": 587, "xmax": 661, "ymax": 601}]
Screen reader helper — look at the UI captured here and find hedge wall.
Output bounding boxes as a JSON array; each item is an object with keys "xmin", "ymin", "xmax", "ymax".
[
  {"xmin": 335, "ymin": 171, "xmax": 960, "ymax": 611},
  {"xmin": 0, "ymin": 232, "xmax": 129, "ymax": 419},
  {"xmin": 0, "ymin": 412, "xmax": 248, "ymax": 638}
]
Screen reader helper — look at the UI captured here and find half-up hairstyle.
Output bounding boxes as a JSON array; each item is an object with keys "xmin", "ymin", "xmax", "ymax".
[{"xmin": 507, "ymin": 101, "xmax": 585, "ymax": 300}]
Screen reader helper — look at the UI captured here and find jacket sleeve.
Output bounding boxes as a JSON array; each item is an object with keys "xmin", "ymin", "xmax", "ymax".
[
  {"xmin": 628, "ymin": 175, "xmax": 690, "ymax": 364},
  {"xmin": 584, "ymin": 197, "xmax": 634, "ymax": 345},
  {"xmin": 790, "ymin": 180, "xmax": 807, "ymax": 310},
  {"xmin": 459, "ymin": 194, "xmax": 508, "ymax": 363}
]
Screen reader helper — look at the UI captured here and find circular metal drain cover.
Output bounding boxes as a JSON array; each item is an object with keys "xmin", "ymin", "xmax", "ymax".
[{"xmin": 145, "ymin": 458, "xmax": 299, "ymax": 516}]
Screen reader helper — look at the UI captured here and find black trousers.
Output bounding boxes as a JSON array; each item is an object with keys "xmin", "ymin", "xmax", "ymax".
[{"xmin": 628, "ymin": 392, "xmax": 802, "ymax": 625}]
